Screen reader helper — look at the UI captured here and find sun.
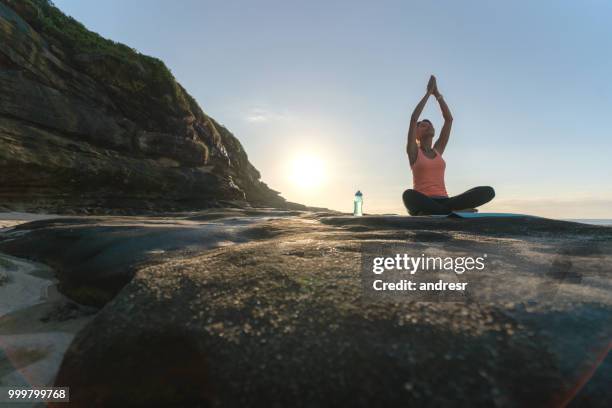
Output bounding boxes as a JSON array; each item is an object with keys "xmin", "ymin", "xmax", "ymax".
[{"xmin": 289, "ymin": 154, "xmax": 326, "ymax": 188}]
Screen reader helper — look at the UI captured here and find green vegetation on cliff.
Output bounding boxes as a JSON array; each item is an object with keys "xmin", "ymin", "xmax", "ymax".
[{"xmin": 4, "ymin": 0, "xmax": 203, "ymax": 129}]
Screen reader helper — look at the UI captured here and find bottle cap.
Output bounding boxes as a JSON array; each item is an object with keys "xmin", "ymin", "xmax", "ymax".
[{"xmin": 355, "ymin": 190, "xmax": 362, "ymax": 196}]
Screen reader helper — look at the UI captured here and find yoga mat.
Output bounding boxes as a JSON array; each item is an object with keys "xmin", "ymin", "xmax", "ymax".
[{"xmin": 448, "ymin": 212, "xmax": 536, "ymax": 219}]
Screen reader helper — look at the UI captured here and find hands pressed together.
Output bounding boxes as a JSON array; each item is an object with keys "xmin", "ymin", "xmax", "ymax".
[{"xmin": 426, "ymin": 74, "xmax": 441, "ymax": 98}]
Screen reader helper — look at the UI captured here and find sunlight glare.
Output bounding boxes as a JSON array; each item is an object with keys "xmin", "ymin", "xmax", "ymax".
[{"xmin": 289, "ymin": 154, "xmax": 326, "ymax": 189}]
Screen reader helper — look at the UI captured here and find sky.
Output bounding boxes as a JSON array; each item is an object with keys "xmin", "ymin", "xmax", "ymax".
[{"xmin": 54, "ymin": 0, "xmax": 612, "ymax": 218}]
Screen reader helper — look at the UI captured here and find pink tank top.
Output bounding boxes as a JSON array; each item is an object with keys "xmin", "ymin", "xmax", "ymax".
[{"xmin": 411, "ymin": 148, "xmax": 448, "ymax": 197}]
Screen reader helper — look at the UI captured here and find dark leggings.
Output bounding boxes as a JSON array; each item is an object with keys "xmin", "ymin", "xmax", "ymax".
[{"xmin": 402, "ymin": 186, "xmax": 495, "ymax": 216}]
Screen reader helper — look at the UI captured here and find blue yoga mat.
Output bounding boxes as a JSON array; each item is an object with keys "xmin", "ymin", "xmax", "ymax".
[{"xmin": 448, "ymin": 212, "xmax": 536, "ymax": 219}]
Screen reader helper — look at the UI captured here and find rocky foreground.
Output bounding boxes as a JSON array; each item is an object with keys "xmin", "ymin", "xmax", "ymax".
[{"xmin": 0, "ymin": 210, "xmax": 610, "ymax": 407}]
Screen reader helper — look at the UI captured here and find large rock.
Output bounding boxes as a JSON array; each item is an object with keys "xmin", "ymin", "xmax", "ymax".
[
  {"xmin": 3, "ymin": 213, "xmax": 604, "ymax": 407},
  {"xmin": 0, "ymin": 0, "xmax": 299, "ymax": 213},
  {"xmin": 0, "ymin": 208, "xmax": 305, "ymax": 306}
]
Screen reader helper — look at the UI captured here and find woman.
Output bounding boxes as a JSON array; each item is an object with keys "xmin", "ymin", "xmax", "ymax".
[{"xmin": 403, "ymin": 75, "xmax": 495, "ymax": 215}]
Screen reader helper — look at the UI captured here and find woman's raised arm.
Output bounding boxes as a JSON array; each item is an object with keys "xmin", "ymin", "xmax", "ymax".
[
  {"xmin": 432, "ymin": 78, "xmax": 453, "ymax": 155},
  {"xmin": 407, "ymin": 76, "xmax": 435, "ymax": 165}
]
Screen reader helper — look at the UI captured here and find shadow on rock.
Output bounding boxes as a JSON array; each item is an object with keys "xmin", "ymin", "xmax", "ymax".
[{"xmin": 52, "ymin": 329, "xmax": 211, "ymax": 408}]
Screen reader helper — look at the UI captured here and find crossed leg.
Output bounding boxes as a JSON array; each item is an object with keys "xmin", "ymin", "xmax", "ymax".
[
  {"xmin": 445, "ymin": 186, "xmax": 495, "ymax": 211},
  {"xmin": 403, "ymin": 186, "xmax": 495, "ymax": 216},
  {"xmin": 402, "ymin": 189, "xmax": 451, "ymax": 215}
]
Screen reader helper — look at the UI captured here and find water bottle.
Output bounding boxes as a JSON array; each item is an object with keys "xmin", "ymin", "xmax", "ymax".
[{"xmin": 353, "ymin": 190, "xmax": 363, "ymax": 216}]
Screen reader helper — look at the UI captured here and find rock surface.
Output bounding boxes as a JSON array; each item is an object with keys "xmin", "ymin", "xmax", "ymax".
[
  {"xmin": 0, "ymin": 0, "xmax": 299, "ymax": 213},
  {"xmin": 0, "ymin": 208, "xmax": 310, "ymax": 306},
  {"xmin": 1, "ymin": 212, "xmax": 610, "ymax": 407}
]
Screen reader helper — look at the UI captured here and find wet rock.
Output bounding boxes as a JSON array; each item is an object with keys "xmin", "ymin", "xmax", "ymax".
[
  {"xmin": 0, "ymin": 269, "xmax": 9, "ymax": 286},
  {"xmin": 39, "ymin": 301, "xmax": 98, "ymax": 323},
  {"xmin": 0, "ymin": 209, "xmax": 313, "ymax": 306}
]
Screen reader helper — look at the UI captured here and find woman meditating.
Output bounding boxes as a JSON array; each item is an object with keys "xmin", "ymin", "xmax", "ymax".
[{"xmin": 403, "ymin": 75, "xmax": 495, "ymax": 215}]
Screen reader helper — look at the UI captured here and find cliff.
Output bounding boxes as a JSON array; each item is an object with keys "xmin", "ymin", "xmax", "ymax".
[{"xmin": 0, "ymin": 0, "xmax": 301, "ymax": 213}]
